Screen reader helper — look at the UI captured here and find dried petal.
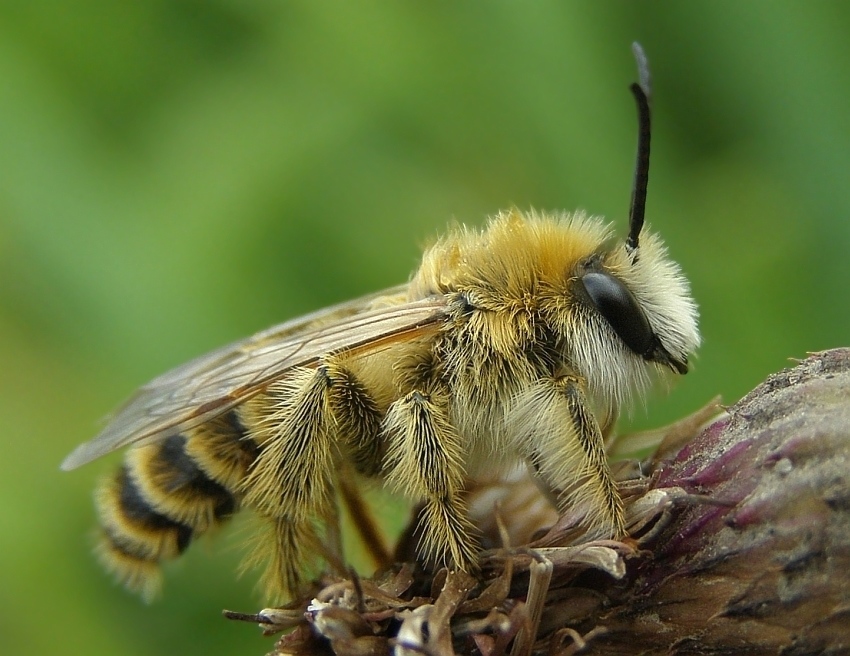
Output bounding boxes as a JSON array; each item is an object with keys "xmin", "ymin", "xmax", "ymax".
[{"xmin": 232, "ymin": 349, "xmax": 850, "ymax": 656}]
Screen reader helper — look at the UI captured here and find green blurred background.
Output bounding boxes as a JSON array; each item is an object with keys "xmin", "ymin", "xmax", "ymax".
[{"xmin": 1, "ymin": 2, "xmax": 848, "ymax": 654}]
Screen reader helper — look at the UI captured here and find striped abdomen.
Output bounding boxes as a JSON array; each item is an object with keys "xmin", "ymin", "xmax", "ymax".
[{"xmin": 95, "ymin": 411, "xmax": 258, "ymax": 599}]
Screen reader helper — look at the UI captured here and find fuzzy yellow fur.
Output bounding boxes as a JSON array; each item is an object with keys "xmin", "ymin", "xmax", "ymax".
[{"xmin": 90, "ymin": 210, "xmax": 700, "ymax": 602}]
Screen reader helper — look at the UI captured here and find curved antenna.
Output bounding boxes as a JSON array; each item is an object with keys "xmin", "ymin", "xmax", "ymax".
[{"xmin": 626, "ymin": 42, "xmax": 653, "ymax": 255}]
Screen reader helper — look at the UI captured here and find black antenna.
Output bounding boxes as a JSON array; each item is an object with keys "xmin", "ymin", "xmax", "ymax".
[{"xmin": 626, "ymin": 42, "xmax": 652, "ymax": 255}]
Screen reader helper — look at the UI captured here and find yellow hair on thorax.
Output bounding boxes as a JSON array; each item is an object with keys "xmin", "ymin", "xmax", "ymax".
[{"xmin": 410, "ymin": 210, "xmax": 612, "ymax": 308}]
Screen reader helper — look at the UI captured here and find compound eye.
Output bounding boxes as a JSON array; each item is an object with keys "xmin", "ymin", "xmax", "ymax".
[{"xmin": 579, "ymin": 271, "xmax": 654, "ymax": 357}]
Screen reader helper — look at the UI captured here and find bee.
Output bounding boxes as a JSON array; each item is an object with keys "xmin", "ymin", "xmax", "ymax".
[{"xmin": 62, "ymin": 43, "xmax": 699, "ymax": 603}]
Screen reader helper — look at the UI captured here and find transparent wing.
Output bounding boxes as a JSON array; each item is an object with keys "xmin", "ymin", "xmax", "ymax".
[{"xmin": 62, "ymin": 287, "xmax": 447, "ymax": 470}]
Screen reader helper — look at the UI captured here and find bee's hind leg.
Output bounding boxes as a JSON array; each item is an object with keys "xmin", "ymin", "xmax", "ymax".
[
  {"xmin": 240, "ymin": 366, "xmax": 341, "ymax": 601},
  {"xmin": 323, "ymin": 360, "xmax": 394, "ymax": 569},
  {"xmin": 241, "ymin": 359, "xmax": 394, "ymax": 600}
]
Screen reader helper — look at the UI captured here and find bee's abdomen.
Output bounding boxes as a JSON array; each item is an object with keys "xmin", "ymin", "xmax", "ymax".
[{"xmin": 95, "ymin": 410, "xmax": 257, "ymax": 599}]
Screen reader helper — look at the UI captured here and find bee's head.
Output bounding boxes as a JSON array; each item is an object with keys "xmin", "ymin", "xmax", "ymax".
[
  {"xmin": 565, "ymin": 44, "xmax": 699, "ymax": 404},
  {"xmin": 563, "ymin": 222, "xmax": 699, "ymax": 416},
  {"xmin": 574, "ymin": 249, "xmax": 692, "ymax": 375},
  {"xmin": 573, "ymin": 232, "xmax": 699, "ymax": 378}
]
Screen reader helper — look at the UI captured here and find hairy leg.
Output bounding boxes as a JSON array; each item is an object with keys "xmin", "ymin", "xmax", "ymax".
[
  {"xmin": 509, "ymin": 375, "xmax": 625, "ymax": 540},
  {"xmin": 383, "ymin": 389, "xmax": 479, "ymax": 571},
  {"xmin": 241, "ymin": 359, "xmax": 389, "ymax": 600}
]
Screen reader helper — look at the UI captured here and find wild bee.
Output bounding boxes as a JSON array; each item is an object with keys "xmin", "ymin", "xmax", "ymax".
[{"xmin": 62, "ymin": 43, "xmax": 699, "ymax": 603}]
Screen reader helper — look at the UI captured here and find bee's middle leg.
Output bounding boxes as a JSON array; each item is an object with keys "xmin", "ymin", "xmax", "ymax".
[{"xmin": 383, "ymin": 389, "xmax": 479, "ymax": 571}]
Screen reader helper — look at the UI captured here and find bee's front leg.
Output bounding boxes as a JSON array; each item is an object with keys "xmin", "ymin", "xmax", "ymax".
[
  {"xmin": 383, "ymin": 389, "xmax": 479, "ymax": 572},
  {"xmin": 510, "ymin": 375, "xmax": 625, "ymax": 540}
]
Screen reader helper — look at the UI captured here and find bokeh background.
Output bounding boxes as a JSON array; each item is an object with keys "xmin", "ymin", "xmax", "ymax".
[{"xmin": 1, "ymin": 2, "xmax": 848, "ymax": 654}]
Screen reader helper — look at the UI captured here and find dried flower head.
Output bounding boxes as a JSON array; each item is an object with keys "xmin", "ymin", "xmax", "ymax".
[{"xmin": 228, "ymin": 348, "xmax": 850, "ymax": 655}]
